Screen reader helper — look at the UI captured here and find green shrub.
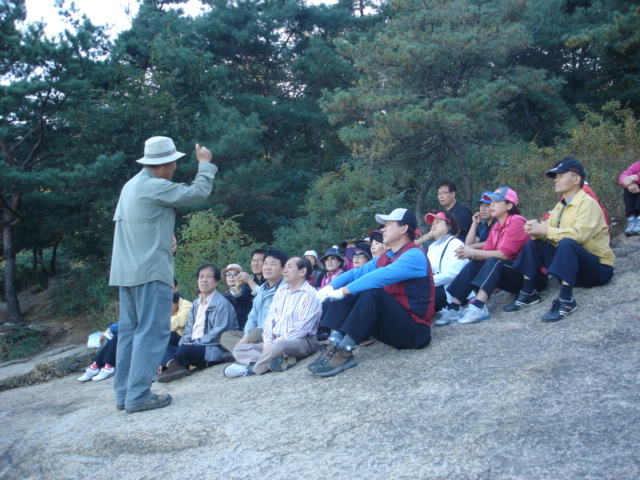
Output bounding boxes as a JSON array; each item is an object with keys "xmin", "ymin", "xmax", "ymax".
[
  {"xmin": 51, "ymin": 264, "xmax": 118, "ymax": 331},
  {"xmin": 175, "ymin": 210, "xmax": 262, "ymax": 296},
  {"xmin": 495, "ymin": 102, "xmax": 640, "ymax": 231},
  {"xmin": 274, "ymin": 162, "xmax": 405, "ymax": 255},
  {"xmin": 0, "ymin": 326, "xmax": 43, "ymax": 362}
]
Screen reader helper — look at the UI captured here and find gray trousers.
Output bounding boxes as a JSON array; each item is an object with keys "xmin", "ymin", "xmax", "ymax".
[
  {"xmin": 219, "ymin": 328, "xmax": 263, "ymax": 353},
  {"xmin": 114, "ymin": 281, "xmax": 172, "ymax": 409},
  {"xmin": 233, "ymin": 335, "xmax": 320, "ymax": 375}
]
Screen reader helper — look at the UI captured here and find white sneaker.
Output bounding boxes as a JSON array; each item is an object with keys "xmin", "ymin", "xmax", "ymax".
[
  {"xmin": 434, "ymin": 307, "xmax": 465, "ymax": 326},
  {"xmin": 92, "ymin": 367, "xmax": 115, "ymax": 381},
  {"xmin": 458, "ymin": 304, "xmax": 490, "ymax": 324},
  {"xmin": 77, "ymin": 367, "xmax": 99, "ymax": 382},
  {"xmin": 223, "ymin": 363, "xmax": 252, "ymax": 378}
]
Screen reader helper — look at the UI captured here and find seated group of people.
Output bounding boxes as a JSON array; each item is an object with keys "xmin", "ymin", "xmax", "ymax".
[{"xmin": 90, "ymin": 156, "xmax": 618, "ymax": 383}]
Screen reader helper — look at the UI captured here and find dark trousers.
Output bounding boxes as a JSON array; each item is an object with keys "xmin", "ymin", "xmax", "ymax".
[
  {"xmin": 160, "ymin": 332, "xmax": 183, "ymax": 366},
  {"xmin": 175, "ymin": 344, "xmax": 208, "ymax": 369},
  {"xmin": 321, "ymin": 289, "xmax": 431, "ymax": 350},
  {"xmin": 435, "ymin": 286, "xmax": 448, "ymax": 311},
  {"xmin": 624, "ymin": 189, "xmax": 640, "ymax": 216},
  {"xmin": 514, "ymin": 238, "xmax": 613, "ymax": 287},
  {"xmin": 446, "ymin": 258, "xmax": 524, "ymax": 303},
  {"xmin": 95, "ymin": 333, "xmax": 118, "ymax": 368}
]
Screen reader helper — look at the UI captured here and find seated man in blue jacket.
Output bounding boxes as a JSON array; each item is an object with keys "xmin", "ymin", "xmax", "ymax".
[{"xmin": 311, "ymin": 208, "xmax": 435, "ymax": 378}]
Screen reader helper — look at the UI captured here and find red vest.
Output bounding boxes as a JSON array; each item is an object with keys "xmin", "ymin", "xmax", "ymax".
[{"xmin": 377, "ymin": 241, "xmax": 435, "ymax": 327}]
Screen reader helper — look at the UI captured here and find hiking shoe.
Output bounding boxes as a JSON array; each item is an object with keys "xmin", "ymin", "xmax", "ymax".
[
  {"xmin": 503, "ymin": 291, "xmax": 541, "ymax": 312},
  {"xmin": 116, "ymin": 404, "xmax": 125, "ymax": 411},
  {"xmin": 434, "ymin": 307, "xmax": 465, "ymax": 326},
  {"xmin": 542, "ymin": 297, "xmax": 578, "ymax": 322},
  {"xmin": 126, "ymin": 393, "xmax": 172, "ymax": 414},
  {"xmin": 307, "ymin": 344, "xmax": 336, "ymax": 370},
  {"xmin": 633, "ymin": 218, "xmax": 640, "ymax": 235},
  {"xmin": 92, "ymin": 366, "xmax": 115, "ymax": 381},
  {"xmin": 268, "ymin": 356, "xmax": 297, "ymax": 373},
  {"xmin": 310, "ymin": 345, "xmax": 357, "ymax": 377},
  {"xmin": 77, "ymin": 367, "xmax": 99, "ymax": 382},
  {"xmin": 224, "ymin": 363, "xmax": 253, "ymax": 378},
  {"xmin": 458, "ymin": 303, "xmax": 490, "ymax": 324},
  {"xmin": 625, "ymin": 215, "xmax": 637, "ymax": 236}
]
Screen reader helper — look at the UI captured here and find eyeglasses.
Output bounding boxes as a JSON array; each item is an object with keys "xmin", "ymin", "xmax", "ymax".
[
  {"xmin": 225, "ymin": 271, "xmax": 239, "ymax": 276},
  {"xmin": 352, "ymin": 253, "xmax": 368, "ymax": 258}
]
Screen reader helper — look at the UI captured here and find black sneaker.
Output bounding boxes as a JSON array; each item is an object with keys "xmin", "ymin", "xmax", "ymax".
[
  {"xmin": 503, "ymin": 290, "xmax": 541, "ymax": 312},
  {"xmin": 310, "ymin": 345, "xmax": 357, "ymax": 377},
  {"xmin": 541, "ymin": 297, "xmax": 578, "ymax": 322}
]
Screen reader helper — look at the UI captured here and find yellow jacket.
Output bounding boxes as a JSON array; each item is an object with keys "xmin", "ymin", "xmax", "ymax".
[
  {"xmin": 535, "ymin": 189, "xmax": 614, "ymax": 266},
  {"xmin": 170, "ymin": 297, "xmax": 193, "ymax": 337}
]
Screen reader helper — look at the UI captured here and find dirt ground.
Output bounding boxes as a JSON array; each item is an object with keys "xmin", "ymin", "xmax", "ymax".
[{"xmin": 0, "ymin": 277, "xmax": 94, "ymax": 355}]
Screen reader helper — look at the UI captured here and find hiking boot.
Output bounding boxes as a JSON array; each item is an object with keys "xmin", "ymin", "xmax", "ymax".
[
  {"xmin": 434, "ymin": 307, "xmax": 465, "ymax": 326},
  {"xmin": 310, "ymin": 345, "xmax": 357, "ymax": 377},
  {"xmin": 625, "ymin": 215, "xmax": 637, "ymax": 236},
  {"xmin": 503, "ymin": 291, "xmax": 541, "ymax": 312},
  {"xmin": 224, "ymin": 363, "xmax": 253, "ymax": 378},
  {"xmin": 307, "ymin": 343, "xmax": 336, "ymax": 370},
  {"xmin": 126, "ymin": 393, "xmax": 172, "ymax": 414},
  {"xmin": 542, "ymin": 296, "xmax": 578, "ymax": 322},
  {"xmin": 458, "ymin": 303, "xmax": 490, "ymax": 324},
  {"xmin": 92, "ymin": 366, "xmax": 115, "ymax": 381},
  {"xmin": 77, "ymin": 367, "xmax": 99, "ymax": 382},
  {"xmin": 633, "ymin": 218, "xmax": 640, "ymax": 235},
  {"xmin": 268, "ymin": 356, "xmax": 297, "ymax": 373}
]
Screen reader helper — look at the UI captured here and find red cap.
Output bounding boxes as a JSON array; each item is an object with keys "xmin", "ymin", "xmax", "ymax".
[{"xmin": 425, "ymin": 212, "xmax": 449, "ymax": 224}]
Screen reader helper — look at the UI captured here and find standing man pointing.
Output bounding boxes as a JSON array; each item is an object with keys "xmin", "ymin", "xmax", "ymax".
[{"xmin": 109, "ymin": 136, "xmax": 217, "ymax": 413}]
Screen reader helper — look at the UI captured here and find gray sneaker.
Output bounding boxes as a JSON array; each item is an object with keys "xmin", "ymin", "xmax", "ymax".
[
  {"xmin": 625, "ymin": 215, "xmax": 638, "ymax": 236},
  {"xmin": 126, "ymin": 393, "xmax": 172, "ymax": 414}
]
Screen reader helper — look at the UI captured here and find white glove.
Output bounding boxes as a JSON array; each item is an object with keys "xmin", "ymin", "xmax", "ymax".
[
  {"xmin": 316, "ymin": 286, "xmax": 334, "ymax": 302},
  {"xmin": 327, "ymin": 289, "xmax": 346, "ymax": 301}
]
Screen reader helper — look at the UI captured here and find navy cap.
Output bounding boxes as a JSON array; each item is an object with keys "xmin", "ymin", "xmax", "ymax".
[{"xmin": 545, "ymin": 157, "xmax": 586, "ymax": 179}]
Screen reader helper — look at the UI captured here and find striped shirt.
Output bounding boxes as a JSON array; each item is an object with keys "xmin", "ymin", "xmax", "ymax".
[{"xmin": 262, "ymin": 281, "xmax": 322, "ymax": 342}]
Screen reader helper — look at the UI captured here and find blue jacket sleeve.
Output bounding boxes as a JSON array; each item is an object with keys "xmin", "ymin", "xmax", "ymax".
[{"xmin": 330, "ymin": 249, "xmax": 428, "ymax": 295}]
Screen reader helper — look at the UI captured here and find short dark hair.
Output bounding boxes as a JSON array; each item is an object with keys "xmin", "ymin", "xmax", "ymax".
[
  {"xmin": 196, "ymin": 264, "xmax": 221, "ymax": 281},
  {"xmin": 397, "ymin": 221, "xmax": 417, "ymax": 240},
  {"xmin": 264, "ymin": 249, "xmax": 288, "ymax": 268},
  {"xmin": 443, "ymin": 211, "xmax": 460, "ymax": 236},
  {"xmin": 251, "ymin": 249, "xmax": 266, "ymax": 258},
  {"xmin": 438, "ymin": 181, "xmax": 456, "ymax": 193},
  {"xmin": 291, "ymin": 256, "xmax": 313, "ymax": 281}
]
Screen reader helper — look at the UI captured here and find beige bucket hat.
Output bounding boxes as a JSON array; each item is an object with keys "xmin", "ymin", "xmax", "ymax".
[{"xmin": 137, "ymin": 136, "xmax": 186, "ymax": 165}]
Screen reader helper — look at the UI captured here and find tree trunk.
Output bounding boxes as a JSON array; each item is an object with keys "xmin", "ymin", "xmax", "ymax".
[
  {"xmin": 49, "ymin": 238, "xmax": 60, "ymax": 277},
  {"xmin": 416, "ymin": 149, "xmax": 443, "ymax": 231},
  {"xmin": 443, "ymin": 136, "xmax": 473, "ymax": 207},
  {"xmin": 36, "ymin": 244, "xmax": 49, "ymax": 290},
  {"xmin": 2, "ymin": 220, "xmax": 22, "ymax": 323}
]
